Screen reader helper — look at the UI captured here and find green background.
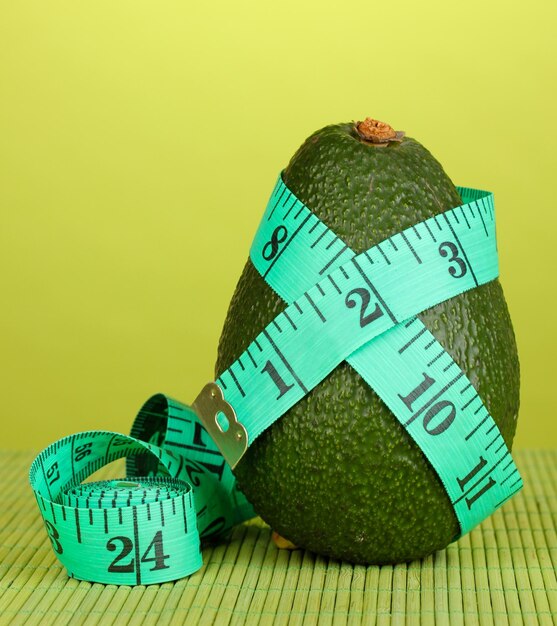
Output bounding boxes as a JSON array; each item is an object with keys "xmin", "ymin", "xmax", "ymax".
[{"xmin": 0, "ymin": 1, "xmax": 554, "ymax": 449}]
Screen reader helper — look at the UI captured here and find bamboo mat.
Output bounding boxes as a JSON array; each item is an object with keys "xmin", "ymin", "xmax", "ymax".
[{"xmin": 1, "ymin": 449, "xmax": 556, "ymax": 625}]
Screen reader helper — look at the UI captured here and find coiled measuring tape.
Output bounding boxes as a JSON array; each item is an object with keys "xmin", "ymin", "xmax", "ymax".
[
  {"xmin": 30, "ymin": 172, "xmax": 522, "ymax": 584},
  {"xmin": 30, "ymin": 396, "xmax": 255, "ymax": 585}
]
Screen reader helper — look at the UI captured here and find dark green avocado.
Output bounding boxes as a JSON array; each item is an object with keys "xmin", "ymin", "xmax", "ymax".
[{"xmin": 215, "ymin": 120, "xmax": 520, "ymax": 564}]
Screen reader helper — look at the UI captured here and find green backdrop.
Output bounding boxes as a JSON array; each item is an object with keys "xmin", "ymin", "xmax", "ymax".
[{"xmin": 0, "ymin": 0, "xmax": 554, "ymax": 449}]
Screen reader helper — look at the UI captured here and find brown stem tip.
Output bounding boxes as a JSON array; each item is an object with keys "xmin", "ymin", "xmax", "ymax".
[
  {"xmin": 272, "ymin": 531, "xmax": 298, "ymax": 550},
  {"xmin": 355, "ymin": 118, "xmax": 405, "ymax": 146}
]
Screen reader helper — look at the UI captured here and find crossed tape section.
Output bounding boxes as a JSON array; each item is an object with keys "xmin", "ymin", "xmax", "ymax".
[{"xmin": 209, "ymin": 173, "xmax": 522, "ymax": 535}]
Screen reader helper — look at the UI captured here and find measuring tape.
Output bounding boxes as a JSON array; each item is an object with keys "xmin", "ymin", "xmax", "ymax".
[
  {"xmin": 201, "ymin": 173, "xmax": 522, "ymax": 534},
  {"xmin": 30, "ymin": 395, "xmax": 254, "ymax": 584},
  {"xmin": 30, "ymin": 172, "xmax": 522, "ymax": 584}
]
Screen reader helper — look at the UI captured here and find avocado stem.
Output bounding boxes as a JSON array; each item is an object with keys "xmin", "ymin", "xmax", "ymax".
[{"xmin": 355, "ymin": 118, "xmax": 405, "ymax": 145}]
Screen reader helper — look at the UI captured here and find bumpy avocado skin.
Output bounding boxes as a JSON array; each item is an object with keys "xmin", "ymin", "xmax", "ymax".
[{"xmin": 215, "ymin": 123, "xmax": 520, "ymax": 564}]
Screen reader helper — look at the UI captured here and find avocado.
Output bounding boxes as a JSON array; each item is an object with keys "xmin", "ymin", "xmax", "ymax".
[{"xmin": 215, "ymin": 120, "xmax": 520, "ymax": 564}]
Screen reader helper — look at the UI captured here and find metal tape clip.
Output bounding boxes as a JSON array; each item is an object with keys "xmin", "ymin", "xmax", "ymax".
[{"xmin": 192, "ymin": 382, "xmax": 248, "ymax": 469}]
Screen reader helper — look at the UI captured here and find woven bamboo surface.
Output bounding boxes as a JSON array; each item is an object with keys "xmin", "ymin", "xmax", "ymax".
[{"xmin": 1, "ymin": 449, "xmax": 556, "ymax": 625}]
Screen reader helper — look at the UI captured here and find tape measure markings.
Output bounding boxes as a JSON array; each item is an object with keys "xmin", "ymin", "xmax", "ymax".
[
  {"xmin": 31, "ymin": 394, "xmax": 256, "ymax": 584},
  {"xmin": 351, "ymin": 256, "xmax": 398, "ymax": 323},
  {"xmin": 215, "ymin": 183, "xmax": 498, "ymax": 451},
  {"xmin": 127, "ymin": 394, "xmax": 254, "ymax": 530},
  {"xmin": 441, "ymin": 213, "xmax": 478, "ymax": 285},
  {"xmin": 252, "ymin": 179, "xmax": 497, "ymax": 303},
  {"xmin": 342, "ymin": 316, "xmax": 521, "ymax": 532},
  {"xmin": 262, "ymin": 213, "xmax": 316, "ymax": 279},
  {"xmin": 209, "ymin": 172, "xmax": 521, "ymax": 535},
  {"xmin": 251, "ymin": 174, "xmax": 495, "ymax": 328},
  {"xmin": 30, "ymin": 429, "xmax": 204, "ymax": 584}
]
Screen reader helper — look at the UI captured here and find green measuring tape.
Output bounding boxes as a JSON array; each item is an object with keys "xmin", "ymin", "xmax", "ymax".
[
  {"xmin": 29, "ymin": 395, "xmax": 254, "ymax": 585},
  {"xmin": 30, "ymin": 172, "xmax": 522, "ymax": 584}
]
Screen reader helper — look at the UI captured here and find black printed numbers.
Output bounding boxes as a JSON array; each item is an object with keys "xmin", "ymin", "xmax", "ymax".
[
  {"xmin": 457, "ymin": 456, "xmax": 488, "ymax": 491},
  {"xmin": 422, "ymin": 399, "xmax": 456, "ymax": 436},
  {"xmin": 140, "ymin": 531, "xmax": 171, "ymax": 571},
  {"xmin": 262, "ymin": 360, "xmax": 294, "ymax": 399},
  {"xmin": 401, "ymin": 375, "xmax": 499, "ymax": 511},
  {"xmin": 262, "ymin": 226, "xmax": 288, "ymax": 261},
  {"xmin": 107, "ymin": 536, "xmax": 134, "ymax": 573},
  {"xmin": 398, "ymin": 373, "xmax": 435, "ymax": 411},
  {"xmin": 74, "ymin": 442, "xmax": 93, "ymax": 462},
  {"xmin": 107, "ymin": 530, "xmax": 170, "ymax": 574},
  {"xmin": 45, "ymin": 520, "xmax": 63, "ymax": 554},
  {"xmin": 456, "ymin": 456, "xmax": 496, "ymax": 510},
  {"xmin": 439, "ymin": 241, "xmax": 467, "ymax": 278},
  {"xmin": 184, "ymin": 422, "xmax": 225, "ymax": 480},
  {"xmin": 46, "ymin": 461, "xmax": 60, "ymax": 486},
  {"xmin": 345, "ymin": 287, "xmax": 384, "ymax": 327},
  {"xmin": 399, "ymin": 372, "xmax": 456, "ymax": 435},
  {"xmin": 192, "ymin": 421, "xmax": 208, "ymax": 449}
]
